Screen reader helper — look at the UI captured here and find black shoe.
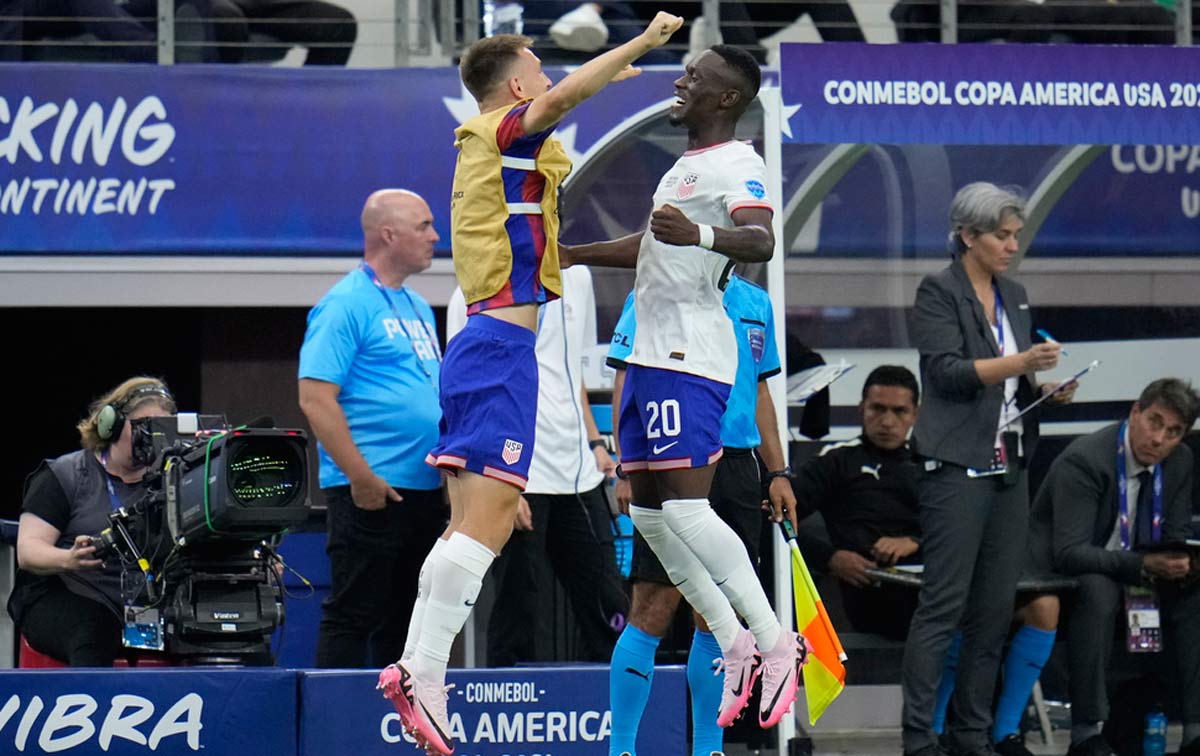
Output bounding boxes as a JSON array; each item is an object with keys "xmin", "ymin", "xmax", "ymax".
[
  {"xmin": 1067, "ymin": 734, "xmax": 1117, "ymax": 756},
  {"xmin": 1175, "ymin": 737, "xmax": 1200, "ymax": 756},
  {"xmin": 951, "ymin": 747, "xmax": 998, "ymax": 756},
  {"xmin": 993, "ymin": 734, "xmax": 1035, "ymax": 756},
  {"xmin": 904, "ymin": 745, "xmax": 952, "ymax": 756}
]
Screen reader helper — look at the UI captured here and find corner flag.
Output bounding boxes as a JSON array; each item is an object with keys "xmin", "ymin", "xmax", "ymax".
[{"xmin": 780, "ymin": 520, "xmax": 846, "ymax": 725}]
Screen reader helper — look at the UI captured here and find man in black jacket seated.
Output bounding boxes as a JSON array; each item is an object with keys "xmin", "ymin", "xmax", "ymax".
[{"xmin": 1027, "ymin": 377, "xmax": 1200, "ymax": 756}]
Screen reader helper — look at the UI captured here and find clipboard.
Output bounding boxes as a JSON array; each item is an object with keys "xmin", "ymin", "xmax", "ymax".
[
  {"xmin": 786, "ymin": 359, "xmax": 855, "ymax": 405},
  {"xmin": 1000, "ymin": 360, "xmax": 1099, "ymax": 430}
]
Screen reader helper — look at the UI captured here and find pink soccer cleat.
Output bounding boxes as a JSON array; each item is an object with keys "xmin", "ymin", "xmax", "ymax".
[
  {"xmin": 715, "ymin": 627, "xmax": 761, "ymax": 728},
  {"xmin": 757, "ymin": 631, "xmax": 810, "ymax": 728},
  {"xmin": 409, "ymin": 673, "xmax": 456, "ymax": 756},
  {"xmin": 377, "ymin": 661, "xmax": 417, "ymax": 735}
]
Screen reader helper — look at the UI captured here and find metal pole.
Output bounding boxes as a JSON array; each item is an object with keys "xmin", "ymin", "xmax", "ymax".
[
  {"xmin": 394, "ymin": 0, "xmax": 410, "ymax": 68},
  {"xmin": 462, "ymin": 0, "xmax": 480, "ymax": 49},
  {"xmin": 1178, "ymin": 0, "xmax": 1193, "ymax": 46},
  {"xmin": 762, "ymin": 83, "xmax": 797, "ymax": 755},
  {"xmin": 940, "ymin": 0, "xmax": 957, "ymax": 44},
  {"xmin": 701, "ymin": 0, "xmax": 721, "ymax": 48},
  {"xmin": 157, "ymin": 0, "xmax": 175, "ymax": 65}
]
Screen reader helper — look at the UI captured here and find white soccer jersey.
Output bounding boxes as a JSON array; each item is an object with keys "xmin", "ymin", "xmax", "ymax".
[{"xmin": 628, "ymin": 140, "xmax": 773, "ymax": 385}]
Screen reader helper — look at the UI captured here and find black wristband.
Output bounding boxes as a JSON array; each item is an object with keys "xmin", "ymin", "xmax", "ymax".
[
  {"xmin": 614, "ymin": 464, "xmax": 630, "ymax": 480},
  {"xmin": 764, "ymin": 466, "xmax": 793, "ymax": 483},
  {"xmin": 589, "ymin": 438, "xmax": 608, "ymax": 451}
]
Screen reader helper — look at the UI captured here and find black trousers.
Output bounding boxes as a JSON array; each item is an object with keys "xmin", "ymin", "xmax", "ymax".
[
  {"xmin": 901, "ymin": 465, "xmax": 1029, "ymax": 754},
  {"xmin": 315, "ymin": 485, "xmax": 447, "ymax": 668},
  {"xmin": 207, "ymin": 0, "xmax": 355, "ymax": 65},
  {"xmin": 1066, "ymin": 572, "xmax": 1200, "ymax": 726},
  {"xmin": 842, "ymin": 580, "xmax": 920, "ymax": 642},
  {"xmin": 0, "ymin": 0, "xmax": 217, "ymax": 62},
  {"xmin": 487, "ymin": 483, "xmax": 629, "ymax": 666},
  {"xmin": 20, "ymin": 576, "xmax": 122, "ymax": 667}
]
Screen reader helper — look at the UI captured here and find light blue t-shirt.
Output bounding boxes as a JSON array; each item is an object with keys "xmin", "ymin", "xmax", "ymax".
[
  {"xmin": 299, "ymin": 268, "xmax": 443, "ymax": 490},
  {"xmin": 608, "ymin": 275, "xmax": 780, "ymax": 449}
]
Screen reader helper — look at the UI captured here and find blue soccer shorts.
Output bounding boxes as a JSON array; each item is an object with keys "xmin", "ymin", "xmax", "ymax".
[
  {"xmin": 426, "ymin": 314, "xmax": 538, "ymax": 490},
  {"xmin": 617, "ymin": 363, "xmax": 730, "ymax": 472}
]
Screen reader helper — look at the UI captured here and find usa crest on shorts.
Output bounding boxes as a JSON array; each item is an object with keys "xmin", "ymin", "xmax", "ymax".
[{"xmin": 502, "ymin": 438, "xmax": 524, "ymax": 465}]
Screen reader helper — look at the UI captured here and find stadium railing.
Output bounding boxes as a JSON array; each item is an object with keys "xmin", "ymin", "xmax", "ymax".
[{"xmin": 1, "ymin": 0, "xmax": 1192, "ymax": 67}]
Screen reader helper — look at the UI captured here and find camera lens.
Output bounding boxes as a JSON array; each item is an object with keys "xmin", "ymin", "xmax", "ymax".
[{"xmin": 225, "ymin": 438, "xmax": 304, "ymax": 509}]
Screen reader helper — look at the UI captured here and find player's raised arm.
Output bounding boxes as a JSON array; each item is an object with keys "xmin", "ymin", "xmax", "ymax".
[
  {"xmin": 522, "ymin": 12, "xmax": 683, "ymax": 135},
  {"xmin": 649, "ymin": 204, "xmax": 774, "ymax": 263},
  {"xmin": 560, "ymin": 231, "xmax": 645, "ymax": 269}
]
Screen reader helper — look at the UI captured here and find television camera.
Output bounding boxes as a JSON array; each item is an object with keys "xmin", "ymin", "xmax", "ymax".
[{"xmin": 92, "ymin": 413, "xmax": 311, "ymax": 662}]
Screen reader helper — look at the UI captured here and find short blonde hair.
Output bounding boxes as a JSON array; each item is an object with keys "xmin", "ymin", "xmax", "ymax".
[{"xmin": 78, "ymin": 376, "xmax": 176, "ymax": 451}]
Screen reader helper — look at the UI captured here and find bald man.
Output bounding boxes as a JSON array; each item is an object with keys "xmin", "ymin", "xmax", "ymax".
[{"xmin": 299, "ymin": 189, "xmax": 449, "ymax": 668}]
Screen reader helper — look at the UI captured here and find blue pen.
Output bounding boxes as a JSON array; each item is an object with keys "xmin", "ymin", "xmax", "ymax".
[{"xmin": 1036, "ymin": 328, "xmax": 1069, "ymax": 356}]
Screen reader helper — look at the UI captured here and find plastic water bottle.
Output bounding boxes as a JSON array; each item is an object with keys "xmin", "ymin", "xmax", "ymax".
[
  {"xmin": 1143, "ymin": 708, "xmax": 1168, "ymax": 756},
  {"xmin": 483, "ymin": 1, "xmax": 524, "ymax": 36}
]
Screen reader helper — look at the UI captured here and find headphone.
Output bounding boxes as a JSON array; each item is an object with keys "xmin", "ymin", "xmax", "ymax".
[{"xmin": 96, "ymin": 384, "xmax": 173, "ymax": 442}]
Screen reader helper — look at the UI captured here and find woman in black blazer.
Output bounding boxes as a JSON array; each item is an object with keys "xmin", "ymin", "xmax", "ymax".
[{"xmin": 900, "ymin": 182, "xmax": 1075, "ymax": 756}]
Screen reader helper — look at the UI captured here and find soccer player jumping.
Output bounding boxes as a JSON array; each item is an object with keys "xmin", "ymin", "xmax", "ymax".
[
  {"xmin": 377, "ymin": 12, "xmax": 683, "ymax": 756},
  {"xmin": 564, "ymin": 46, "xmax": 811, "ymax": 740}
]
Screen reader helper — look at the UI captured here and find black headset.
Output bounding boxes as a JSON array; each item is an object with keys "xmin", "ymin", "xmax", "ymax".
[{"xmin": 96, "ymin": 384, "xmax": 173, "ymax": 442}]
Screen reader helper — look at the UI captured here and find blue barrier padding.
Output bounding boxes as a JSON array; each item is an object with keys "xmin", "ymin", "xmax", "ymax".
[
  {"xmin": 299, "ymin": 665, "xmax": 687, "ymax": 756},
  {"xmin": 0, "ymin": 669, "xmax": 298, "ymax": 755},
  {"xmin": 272, "ymin": 531, "xmax": 331, "ymax": 668}
]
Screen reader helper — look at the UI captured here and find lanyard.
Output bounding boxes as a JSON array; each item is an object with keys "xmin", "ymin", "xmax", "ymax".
[
  {"xmin": 99, "ymin": 450, "xmax": 123, "ymax": 511},
  {"xmin": 993, "ymin": 283, "xmax": 1005, "ymax": 356},
  {"xmin": 991, "ymin": 283, "xmax": 1018, "ymax": 418},
  {"xmin": 359, "ymin": 261, "xmax": 442, "ymax": 379},
  {"xmin": 1116, "ymin": 419, "xmax": 1163, "ymax": 550}
]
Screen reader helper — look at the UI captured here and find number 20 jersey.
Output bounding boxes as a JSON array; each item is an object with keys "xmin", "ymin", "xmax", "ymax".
[{"xmin": 627, "ymin": 140, "xmax": 774, "ymax": 386}]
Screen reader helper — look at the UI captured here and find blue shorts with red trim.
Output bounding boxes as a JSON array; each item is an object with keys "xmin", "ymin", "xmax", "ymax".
[
  {"xmin": 426, "ymin": 314, "xmax": 537, "ymax": 490},
  {"xmin": 618, "ymin": 364, "xmax": 730, "ymax": 472}
]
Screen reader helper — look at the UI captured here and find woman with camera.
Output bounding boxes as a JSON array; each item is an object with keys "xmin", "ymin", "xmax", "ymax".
[{"xmin": 6, "ymin": 376, "xmax": 175, "ymax": 666}]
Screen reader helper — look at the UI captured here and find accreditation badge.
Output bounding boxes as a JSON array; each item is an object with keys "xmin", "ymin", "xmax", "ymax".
[{"xmin": 1124, "ymin": 585, "xmax": 1162, "ymax": 653}]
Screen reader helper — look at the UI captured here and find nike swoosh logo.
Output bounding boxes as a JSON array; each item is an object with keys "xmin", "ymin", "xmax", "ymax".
[
  {"xmin": 730, "ymin": 675, "xmax": 746, "ymax": 697},
  {"xmin": 761, "ymin": 670, "xmax": 791, "ymax": 716},
  {"xmin": 652, "ymin": 441, "xmax": 680, "ymax": 455},
  {"xmin": 464, "ymin": 599, "xmax": 476, "ymax": 606},
  {"xmin": 624, "ymin": 666, "xmax": 651, "ymax": 680}
]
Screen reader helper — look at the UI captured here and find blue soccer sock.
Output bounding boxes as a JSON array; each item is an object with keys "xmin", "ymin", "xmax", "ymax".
[
  {"xmin": 688, "ymin": 629, "xmax": 724, "ymax": 756},
  {"xmin": 992, "ymin": 625, "xmax": 1056, "ymax": 742},
  {"xmin": 932, "ymin": 630, "xmax": 963, "ymax": 734},
  {"xmin": 609, "ymin": 624, "xmax": 661, "ymax": 756}
]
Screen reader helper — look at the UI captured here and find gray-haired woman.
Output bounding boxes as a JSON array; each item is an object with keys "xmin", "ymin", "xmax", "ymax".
[{"xmin": 900, "ymin": 182, "xmax": 1074, "ymax": 756}]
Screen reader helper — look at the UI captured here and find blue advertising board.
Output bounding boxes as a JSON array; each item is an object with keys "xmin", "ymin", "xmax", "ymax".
[
  {"xmin": 0, "ymin": 64, "xmax": 680, "ymax": 256},
  {"xmin": 779, "ymin": 43, "xmax": 1200, "ymax": 146},
  {"xmin": 299, "ymin": 666, "xmax": 687, "ymax": 756},
  {"xmin": 0, "ymin": 669, "xmax": 297, "ymax": 755}
]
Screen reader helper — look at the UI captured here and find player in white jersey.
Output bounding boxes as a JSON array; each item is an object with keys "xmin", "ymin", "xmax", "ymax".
[{"xmin": 563, "ymin": 45, "xmax": 809, "ymax": 734}]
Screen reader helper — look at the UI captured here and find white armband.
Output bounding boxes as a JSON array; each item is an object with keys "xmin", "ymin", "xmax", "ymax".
[{"xmin": 696, "ymin": 223, "xmax": 715, "ymax": 250}]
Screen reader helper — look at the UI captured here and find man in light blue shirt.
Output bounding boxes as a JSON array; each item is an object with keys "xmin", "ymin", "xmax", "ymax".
[{"xmin": 299, "ymin": 189, "xmax": 447, "ymax": 668}]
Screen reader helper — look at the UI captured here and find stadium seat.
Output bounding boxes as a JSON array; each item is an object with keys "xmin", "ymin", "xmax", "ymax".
[{"xmin": 19, "ymin": 635, "xmax": 67, "ymax": 669}]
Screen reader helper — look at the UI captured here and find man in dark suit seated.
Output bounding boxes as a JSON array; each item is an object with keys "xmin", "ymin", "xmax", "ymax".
[{"xmin": 1028, "ymin": 377, "xmax": 1200, "ymax": 756}]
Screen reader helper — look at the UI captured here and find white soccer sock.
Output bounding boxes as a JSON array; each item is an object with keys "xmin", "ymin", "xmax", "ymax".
[
  {"xmin": 629, "ymin": 505, "xmax": 741, "ymax": 650},
  {"xmin": 401, "ymin": 536, "xmax": 447, "ymax": 662},
  {"xmin": 661, "ymin": 498, "xmax": 781, "ymax": 652},
  {"xmin": 412, "ymin": 531, "xmax": 495, "ymax": 681}
]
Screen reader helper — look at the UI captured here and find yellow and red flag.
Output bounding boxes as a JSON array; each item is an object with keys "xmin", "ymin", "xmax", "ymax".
[{"xmin": 781, "ymin": 520, "xmax": 847, "ymax": 725}]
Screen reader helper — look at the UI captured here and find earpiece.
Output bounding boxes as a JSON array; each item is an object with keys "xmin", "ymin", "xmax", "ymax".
[
  {"xmin": 96, "ymin": 403, "xmax": 123, "ymax": 441},
  {"xmin": 96, "ymin": 384, "xmax": 173, "ymax": 442}
]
